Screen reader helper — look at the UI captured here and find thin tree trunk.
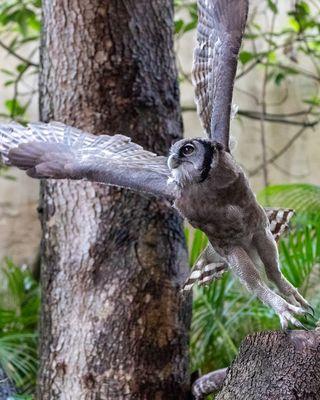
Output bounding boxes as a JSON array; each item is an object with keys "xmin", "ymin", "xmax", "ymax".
[
  {"xmin": 38, "ymin": 1, "xmax": 191, "ymax": 399},
  {"xmin": 216, "ymin": 330, "xmax": 320, "ymax": 400}
]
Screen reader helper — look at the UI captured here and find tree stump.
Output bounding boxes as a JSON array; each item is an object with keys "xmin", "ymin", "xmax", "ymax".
[{"xmin": 217, "ymin": 330, "xmax": 320, "ymax": 400}]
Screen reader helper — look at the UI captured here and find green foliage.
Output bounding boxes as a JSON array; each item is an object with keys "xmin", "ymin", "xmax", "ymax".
[
  {"xmin": 174, "ymin": 1, "xmax": 197, "ymax": 35},
  {"xmin": 0, "ymin": 259, "xmax": 39, "ymax": 396},
  {"xmin": 258, "ymin": 183, "xmax": 320, "ymax": 217},
  {"xmin": 0, "ymin": 0, "xmax": 41, "ymax": 122},
  {"xmin": 189, "ymin": 183, "xmax": 320, "ymax": 374}
]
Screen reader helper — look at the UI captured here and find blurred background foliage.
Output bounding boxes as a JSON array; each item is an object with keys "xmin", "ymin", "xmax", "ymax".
[
  {"xmin": 0, "ymin": 0, "xmax": 40, "ymax": 122},
  {"xmin": 0, "ymin": 0, "xmax": 320, "ymax": 398},
  {"xmin": 0, "ymin": 260, "xmax": 39, "ymax": 398}
]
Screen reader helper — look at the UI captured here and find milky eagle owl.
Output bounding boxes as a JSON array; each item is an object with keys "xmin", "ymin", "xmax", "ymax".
[{"xmin": 0, "ymin": 0, "xmax": 311, "ymax": 329}]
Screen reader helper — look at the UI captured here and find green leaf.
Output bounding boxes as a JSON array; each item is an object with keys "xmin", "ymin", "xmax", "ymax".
[
  {"xmin": 267, "ymin": 0, "xmax": 278, "ymax": 14},
  {"xmin": 303, "ymin": 96, "xmax": 320, "ymax": 107},
  {"xmin": 4, "ymin": 80, "xmax": 15, "ymax": 87},
  {"xmin": 5, "ymin": 99, "xmax": 27, "ymax": 117},
  {"xmin": 239, "ymin": 51, "xmax": 253, "ymax": 65},
  {"xmin": 289, "ymin": 17, "xmax": 300, "ymax": 32},
  {"xmin": 174, "ymin": 19, "xmax": 184, "ymax": 34},
  {"xmin": 0, "ymin": 69, "xmax": 15, "ymax": 77},
  {"xmin": 16, "ymin": 63, "xmax": 28, "ymax": 73},
  {"xmin": 296, "ymin": 1, "xmax": 310, "ymax": 16},
  {"xmin": 267, "ymin": 51, "xmax": 277, "ymax": 63},
  {"xmin": 274, "ymin": 72, "xmax": 285, "ymax": 86}
]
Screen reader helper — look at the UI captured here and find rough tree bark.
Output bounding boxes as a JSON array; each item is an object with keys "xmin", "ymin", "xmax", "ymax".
[
  {"xmin": 216, "ymin": 330, "xmax": 320, "ymax": 400},
  {"xmin": 38, "ymin": 1, "xmax": 191, "ymax": 399}
]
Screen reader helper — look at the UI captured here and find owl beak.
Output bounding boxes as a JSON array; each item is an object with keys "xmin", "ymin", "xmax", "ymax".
[{"xmin": 168, "ymin": 154, "xmax": 180, "ymax": 170}]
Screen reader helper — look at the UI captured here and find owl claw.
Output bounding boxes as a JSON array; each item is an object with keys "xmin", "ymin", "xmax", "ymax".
[
  {"xmin": 283, "ymin": 288, "xmax": 312, "ymax": 314},
  {"xmin": 307, "ymin": 304, "xmax": 315, "ymax": 316},
  {"xmin": 278, "ymin": 304, "xmax": 306, "ymax": 330},
  {"xmin": 304, "ymin": 311, "xmax": 317, "ymax": 322}
]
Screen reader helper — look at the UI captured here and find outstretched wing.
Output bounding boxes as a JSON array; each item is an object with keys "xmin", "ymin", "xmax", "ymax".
[
  {"xmin": 0, "ymin": 122, "xmax": 175, "ymax": 200},
  {"xmin": 193, "ymin": 0, "xmax": 248, "ymax": 150}
]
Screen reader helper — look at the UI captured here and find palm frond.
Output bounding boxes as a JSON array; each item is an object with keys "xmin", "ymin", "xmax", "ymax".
[
  {"xmin": 0, "ymin": 260, "xmax": 39, "ymax": 394},
  {"xmin": 258, "ymin": 183, "xmax": 320, "ymax": 218}
]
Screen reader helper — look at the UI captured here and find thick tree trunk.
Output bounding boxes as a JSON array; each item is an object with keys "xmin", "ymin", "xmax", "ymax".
[
  {"xmin": 38, "ymin": 1, "xmax": 191, "ymax": 399},
  {"xmin": 216, "ymin": 330, "xmax": 320, "ymax": 400}
]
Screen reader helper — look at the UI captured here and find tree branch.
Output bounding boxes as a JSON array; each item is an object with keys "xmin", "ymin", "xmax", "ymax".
[
  {"xmin": 248, "ymin": 124, "xmax": 317, "ymax": 177},
  {"xmin": 238, "ymin": 110, "xmax": 320, "ymax": 127},
  {"xmin": 182, "ymin": 106, "xmax": 320, "ymax": 128},
  {"xmin": 0, "ymin": 39, "xmax": 39, "ymax": 68},
  {"xmin": 260, "ymin": 61, "xmax": 320, "ymax": 82}
]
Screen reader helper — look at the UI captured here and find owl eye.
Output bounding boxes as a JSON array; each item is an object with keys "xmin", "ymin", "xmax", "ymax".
[{"xmin": 181, "ymin": 144, "xmax": 195, "ymax": 156}]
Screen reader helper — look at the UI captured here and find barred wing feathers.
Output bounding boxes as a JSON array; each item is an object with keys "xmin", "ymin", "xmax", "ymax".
[
  {"xmin": 0, "ymin": 122, "xmax": 174, "ymax": 199},
  {"xmin": 193, "ymin": 0, "xmax": 248, "ymax": 150}
]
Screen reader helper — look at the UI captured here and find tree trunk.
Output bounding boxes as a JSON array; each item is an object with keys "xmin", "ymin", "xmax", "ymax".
[
  {"xmin": 38, "ymin": 1, "xmax": 191, "ymax": 399},
  {"xmin": 216, "ymin": 330, "xmax": 320, "ymax": 400}
]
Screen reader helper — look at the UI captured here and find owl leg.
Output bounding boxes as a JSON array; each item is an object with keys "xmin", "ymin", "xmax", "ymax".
[
  {"xmin": 181, "ymin": 243, "xmax": 228, "ymax": 291},
  {"xmin": 253, "ymin": 229, "xmax": 311, "ymax": 312},
  {"xmin": 227, "ymin": 246, "xmax": 306, "ymax": 329}
]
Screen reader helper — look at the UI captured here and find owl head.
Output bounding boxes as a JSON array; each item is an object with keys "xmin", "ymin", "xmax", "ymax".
[{"xmin": 167, "ymin": 138, "xmax": 223, "ymax": 186}]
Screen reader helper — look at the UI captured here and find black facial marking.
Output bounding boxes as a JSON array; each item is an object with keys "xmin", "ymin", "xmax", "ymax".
[{"xmin": 197, "ymin": 140, "xmax": 215, "ymax": 182}]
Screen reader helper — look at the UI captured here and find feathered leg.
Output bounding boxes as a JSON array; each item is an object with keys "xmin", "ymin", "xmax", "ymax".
[
  {"xmin": 227, "ymin": 246, "xmax": 306, "ymax": 329},
  {"xmin": 253, "ymin": 229, "xmax": 311, "ymax": 311}
]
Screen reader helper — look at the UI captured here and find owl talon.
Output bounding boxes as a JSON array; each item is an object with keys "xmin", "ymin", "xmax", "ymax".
[
  {"xmin": 304, "ymin": 311, "xmax": 317, "ymax": 322},
  {"xmin": 291, "ymin": 291, "xmax": 312, "ymax": 313},
  {"xmin": 307, "ymin": 304, "xmax": 315, "ymax": 316},
  {"xmin": 278, "ymin": 304, "xmax": 306, "ymax": 330}
]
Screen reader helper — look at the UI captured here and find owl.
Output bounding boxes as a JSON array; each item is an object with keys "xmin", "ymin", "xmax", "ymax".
[{"xmin": 0, "ymin": 0, "xmax": 311, "ymax": 329}]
